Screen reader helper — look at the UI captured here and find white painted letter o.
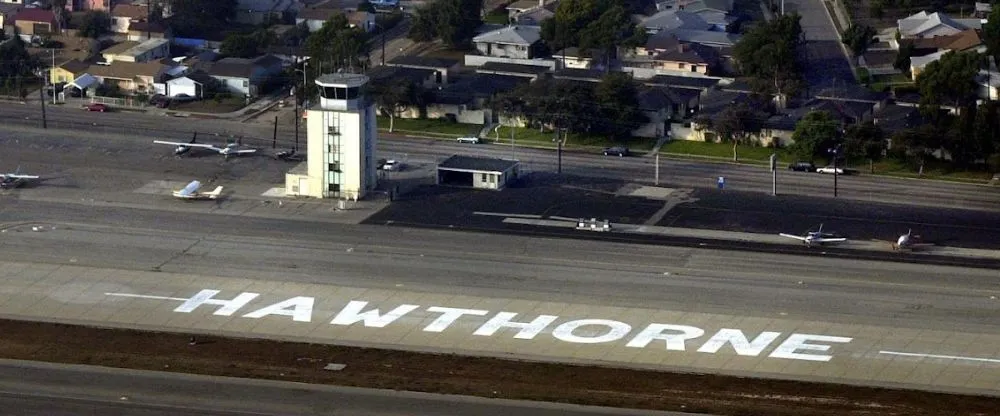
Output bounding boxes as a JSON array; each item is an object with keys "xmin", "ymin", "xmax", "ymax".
[{"xmin": 552, "ymin": 319, "xmax": 632, "ymax": 344}]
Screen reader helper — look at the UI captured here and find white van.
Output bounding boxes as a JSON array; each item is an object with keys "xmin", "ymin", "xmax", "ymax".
[{"xmin": 456, "ymin": 137, "xmax": 480, "ymax": 144}]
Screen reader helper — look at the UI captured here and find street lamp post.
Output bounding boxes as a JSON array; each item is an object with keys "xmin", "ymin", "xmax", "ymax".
[
  {"xmin": 828, "ymin": 144, "xmax": 843, "ymax": 197},
  {"xmin": 368, "ymin": 22, "xmax": 387, "ymax": 66},
  {"xmin": 294, "ymin": 62, "xmax": 308, "ymax": 153}
]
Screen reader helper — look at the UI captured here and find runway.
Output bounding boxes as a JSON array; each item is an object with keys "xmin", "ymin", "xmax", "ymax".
[
  {"xmin": 2, "ymin": 217, "xmax": 1000, "ymax": 395},
  {"xmin": 0, "ymin": 360, "xmax": 684, "ymax": 416},
  {"xmin": 3, "ymin": 104, "xmax": 999, "ymax": 211}
]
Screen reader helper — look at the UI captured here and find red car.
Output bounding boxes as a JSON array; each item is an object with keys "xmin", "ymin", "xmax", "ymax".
[{"xmin": 85, "ymin": 103, "xmax": 108, "ymax": 112}]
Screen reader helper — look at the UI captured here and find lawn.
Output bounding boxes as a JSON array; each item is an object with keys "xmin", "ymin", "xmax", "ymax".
[
  {"xmin": 378, "ymin": 116, "xmax": 483, "ymax": 137},
  {"xmin": 661, "ymin": 140, "xmax": 787, "ymax": 164},
  {"xmin": 490, "ymin": 125, "xmax": 656, "ymax": 151},
  {"xmin": 168, "ymin": 97, "xmax": 246, "ymax": 114},
  {"xmin": 869, "ymin": 158, "xmax": 996, "ymax": 183},
  {"xmin": 869, "ymin": 73, "xmax": 913, "ymax": 93}
]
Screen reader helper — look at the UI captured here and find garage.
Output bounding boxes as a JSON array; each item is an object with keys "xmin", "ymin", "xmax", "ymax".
[{"xmin": 436, "ymin": 155, "xmax": 520, "ymax": 190}]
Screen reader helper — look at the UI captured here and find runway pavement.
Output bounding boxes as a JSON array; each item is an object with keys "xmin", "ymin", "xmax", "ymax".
[
  {"xmin": 0, "ymin": 360, "xmax": 686, "ymax": 416},
  {"xmin": 3, "ymin": 103, "xmax": 999, "ymax": 212},
  {"xmin": 2, "ymin": 217, "xmax": 1000, "ymax": 395}
]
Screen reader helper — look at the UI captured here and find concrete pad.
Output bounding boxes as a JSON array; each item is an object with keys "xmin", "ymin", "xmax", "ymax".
[{"xmin": 627, "ymin": 186, "xmax": 676, "ymax": 200}]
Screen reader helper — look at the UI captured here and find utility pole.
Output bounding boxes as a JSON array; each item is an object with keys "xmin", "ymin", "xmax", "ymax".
[
  {"xmin": 655, "ymin": 153, "xmax": 660, "ymax": 185},
  {"xmin": 50, "ymin": 49, "xmax": 56, "ymax": 104},
  {"xmin": 510, "ymin": 122, "xmax": 515, "ymax": 160},
  {"xmin": 39, "ymin": 80, "xmax": 48, "ymax": 129},
  {"xmin": 769, "ymin": 153, "xmax": 777, "ymax": 196},
  {"xmin": 556, "ymin": 128, "xmax": 564, "ymax": 174},
  {"xmin": 272, "ymin": 115, "xmax": 278, "ymax": 149}
]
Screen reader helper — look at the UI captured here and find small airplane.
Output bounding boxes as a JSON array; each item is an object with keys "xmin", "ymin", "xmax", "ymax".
[
  {"xmin": 892, "ymin": 229, "xmax": 933, "ymax": 251},
  {"xmin": 1, "ymin": 167, "xmax": 40, "ymax": 189},
  {"xmin": 779, "ymin": 224, "xmax": 848, "ymax": 246},
  {"xmin": 153, "ymin": 133, "xmax": 257, "ymax": 158},
  {"xmin": 274, "ymin": 149, "xmax": 303, "ymax": 161},
  {"xmin": 172, "ymin": 180, "xmax": 223, "ymax": 200}
]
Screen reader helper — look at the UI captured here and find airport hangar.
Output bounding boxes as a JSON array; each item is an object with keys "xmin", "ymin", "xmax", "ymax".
[{"xmin": 436, "ymin": 155, "xmax": 521, "ymax": 190}]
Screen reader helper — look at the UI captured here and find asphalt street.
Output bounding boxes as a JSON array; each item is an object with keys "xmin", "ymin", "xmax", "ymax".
[
  {"xmin": 0, "ymin": 360, "xmax": 687, "ymax": 416},
  {"xmin": 782, "ymin": 0, "xmax": 856, "ymax": 94},
  {"xmin": 3, "ymin": 103, "xmax": 999, "ymax": 211}
]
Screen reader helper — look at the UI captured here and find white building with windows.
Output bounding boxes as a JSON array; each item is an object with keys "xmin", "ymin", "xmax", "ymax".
[{"xmin": 285, "ymin": 73, "xmax": 378, "ymax": 200}]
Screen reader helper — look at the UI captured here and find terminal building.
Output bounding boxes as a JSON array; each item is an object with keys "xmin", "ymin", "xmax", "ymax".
[{"xmin": 285, "ymin": 73, "xmax": 378, "ymax": 200}]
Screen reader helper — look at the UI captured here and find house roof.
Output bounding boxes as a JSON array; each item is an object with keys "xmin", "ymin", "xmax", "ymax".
[
  {"xmin": 68, "ymin": 73, "xmax": 99, "ymax": 90},
  {"xmin": 477, "ymin": 61, "xmax": 549, "ymax": 76},
  {"xmin": 815, "ymin": 84, "xmax": 889, "ymax": 103},
  {"xmin": 128, "ymin": 21, "xmax": 167, "ymax": 33},
  {"xmin": 554, "ymin": 47, "xmax": 601, "ymax": 59},
  {"xmin": 645, "ymin": 74, "xmax": 720, "ymax": 90},
  {"xmin": 682, "ymin": 0, "xmax": 734, "ymax": 13},
  {"xmin": 636, "ymin": 87, "xmax": 674, "ymax": 111},
  {"xmin": 507, "ymin": 0, "xmax": 540, "ymax": 11},
  {"xmin": 897, "ymin": 11, "xmax": 966, "ymax": 37},
  {"xmin": 298, "ymin": 7, "xmax": 338, "ymax": 21},
  {"xmin": 204, "ymin": 58, "xmax": 256, "ymax": 78},
  {"xmin": 860, "ymin": 50, "xmax": 897, "ymax": 68},
  {"xmin": 431, "ymin": 73, "xmax": 528, "ymax": 104},
  {"xmin": 552, "ymin": 68, "xmax": 605, "ymax": 82},
  {"xmin": 111, "ymin": 3, "xmax": 148, "ymax": 20},
  {"xmin": 904, "ymin": 29, "xmax": 982, "ymax": 51},
  {"xmin": 185, "ymin": 70, "xmax": 217, "ymax": 85},
  {"xmin": 14, "ymin": 8, "xmax": 55, "ymax": 23},
  {"xmin": 367, "ymin": 65, "xmax": 436, "ymax": 84},
  {"xmin": 652, "ymin": 42, "xmax": 718, "ymax": 65},
  {"xmin": 643, "ymin": 10, "xmax": 711, "ymax": 32},
  {"xmin": 85, "ymin": 61, "xmax": 166, "ymax": 80},
  {"xmin": 388, "ymin": 55, "xmax": 459, "ymax": 69},
  {"xmin": 874, "ymin": 103, "xmax": 922, "ymax": 133},
  {"xmin": 438, "ymin": 155, "xmax": 519, "ymax": 173},
  {"xmin": 59, "ymin": 59, "xmax": 91, "ymax": 74},
  {"xmin": 102, "ymin": 41, "xmax": 142, "ymax": 56},
  {"xmin": 472, "ymin": 25, "xmax": 542, "ymax": 46},
  {"xmin": 0, "ymin": 3, "xmax": 22, "ymax": 16},
  {"xmin": 670, "ymin": 28, "xmax": 741, "ymax": 46},
  {"xmin": 910, "ymin": 49, "xmax": 948, "ymax": 69},
  {"xmin": 515, "ymin": 7, "xmax": 554, "ymax": 26}
]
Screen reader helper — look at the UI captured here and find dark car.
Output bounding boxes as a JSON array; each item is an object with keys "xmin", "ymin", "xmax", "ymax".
[
  {"xmin": 788, "ymin": 161, "xmax": 816, "ymax": 172},
  {"xmin": 602, "ymin": 146, "xmax": 630, "ymax": 157},
  {"xmin": 84, "ymin": 103, "xmax": 108, "ymax": 112}
]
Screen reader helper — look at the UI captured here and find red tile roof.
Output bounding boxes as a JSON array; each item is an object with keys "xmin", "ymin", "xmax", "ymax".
[{"xmin": 14, "ymin": 8, "xmax": 56, "ymax": 23}]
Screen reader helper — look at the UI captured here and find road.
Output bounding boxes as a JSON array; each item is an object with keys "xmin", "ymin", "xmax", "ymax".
[
  {"xmin": 2, "ymin": 104, "xmax": 999, "ymax": 211},
  {"xmin": 782, "ymin": 0, "xmax": 856, "ymax": 93},
  {"xmin": 0, "ymin": 360, "xmax": 688, "ymax": 416}
]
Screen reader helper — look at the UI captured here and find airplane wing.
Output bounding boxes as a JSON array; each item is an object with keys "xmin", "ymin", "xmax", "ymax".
[
  {"xmin": 153, "ymin": 140, "xmax": 217, "ymax": 150},
  {"xmin": 779, "ymin": 233, "xmax": 807, "ymax": 241},
  {"xmin": 6, "ymin": 174, "xmax": 39, "ymax": 179},
  {"xmin": 815, "ymin": 237, "xmax": 847, "ymax": 243},
  {"xmin": 175, "ymin": 180, "xmax": 201, "ymax": 197},
  {"xmin": 234, "ymin": 149, "xmax": 257, "ymax": 154}
]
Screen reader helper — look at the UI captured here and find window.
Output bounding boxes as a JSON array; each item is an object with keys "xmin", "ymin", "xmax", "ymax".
[
  {"xmin": 328, "ymin": 145, "xmax": 336, "ymax": 153},
  {"xmin": 328, "ymin": 163, "xmax": 340, "ymax": 172},
  {"xmin": 328, "ymin": 184, "xmax": 340, "ymax": 192},
  {"xmin": 678, "ymin": 63, "xmax": 686, "ymax": 69},
  {"xmin": 242, "ymin": 80, "xmax": 249, "ymax": 88},
  {"xmin": 481, "ymin": 173, "xmax": 487, "ymax": 182},
  {"xmin": 691, "ymin": 65, "xmax": 698, "ymax": 72}
]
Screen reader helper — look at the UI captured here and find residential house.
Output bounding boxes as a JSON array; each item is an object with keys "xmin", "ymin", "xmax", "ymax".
[
  {"xmin": 506, "ymin": 0, "xmax": 541, "ymax": 19},
  {"xmin": 514, "ymin": 5, "xmax": 554, "ymax": 26},
  {"xmin": 0, "ymin": 2, "xmax": 22, "ymax": 31},
  {"xmin": 472, "ymin": 25, "xmax": 544, "ymax": 60},
  {"xmin": 645, "ymin": 73, "xmax": 721, "ymax": 92},
  {"xmin": 642, "ymin": 9, "xmax": 728, "ymax": 34},
  {"xmin": 626, "ymin": 36, "xmax": 720, "ymax": 76},
  {"xmin": 873, "ymin": 103, "xmax": 923, "ymax": 135},
  {"xmin": 110, "ymin": 2, "xmax": 148, "ymax": 34},
  {"xmin": 367, "ymin": 65, "xmax": 438, "ymax": 89},
  {"xmin": 386, "ymin": 55, "xmax": 460, "ymax": 85},
  {"xmin": 975, "ymin": 2, "xmax": 992, "ymax": 18},
  {"xmin": 551, "ymin": 68, "xmax": 605, "ymax": 83},
  {"xmin": 677, "ymin": 0, "xmax": 733, "ymax": 26},
  {"xmin": 77, "ymin": 0, "xmax": 112, "ymax": 11},
  {"xmin": 815, "ymin": 85, "xmax": 889, "ymax": 110},
  {"xmin": 236, "ymin": 0, "xmax": 298, "ymax": 25},
  {"xmin": 296, "ymin": 7, "xmax": 374, "ymax": 32},
  {"xmin": 54, "ymin": 59, "xmax": 168, "ymax": 95},
  {"xmin": 13, "ymin": 8, "xmax": 58, "ymax": 39},
  {"xmin": 909, "ymin": 49, "xmax": 948, "ymax": 79},
  {"xmin": 681, "ymin": 88, "xmax": 755, "ymax": 142},
  {"xmin": 475, "ymin": 61, "xmax": 548, "ymax": 81},
  {"xmin": 553, "ymin": 48, "xmax": 601, "ymax": 70},
  {"xmin": 896, "ymin": 11, "xmax": 980, "ymax": 39},
  {"xmin": 859, "ymin": 50, "xmax": 899, "ymax": 76},
  {"xmin": 976, "ymin": 70, "xmax": 1000, "ymax": 100},
  {"xmin": 49, "ymin": 58, "xmax": 90, "ymax": 85},
  {"xmin": 162, "ymin": 69, "xmax": 216, "ymax": 98},
  {"xmin": 199, "ymin": 55, "xmax": 283, "ymax": 97},
  {"xmin": 102, "ymin": 38, "xmax": 169, "ymax": 63},
  {"xmin": 419, "ymin": 73, "xmax": 530, "ymax": 124}
]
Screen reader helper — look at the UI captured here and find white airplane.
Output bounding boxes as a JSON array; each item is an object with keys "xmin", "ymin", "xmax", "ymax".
[
  {"xmin": 1, "ymin": 166, "xmax": 40, "ymax": 189},
  {"xmin": 172, "ymin": 180, "xmax": 223, "ymax": 200},
  {"xmin": 153, "ymin": 134, "xmax": 257, "ymax": 158},
  {"xmin": 779, "ymin": 224, "xmax": 848, "ymax": 246},
  {"xmin": 892, "ymin": 229, "xmax": 933, "ymax": 251}
]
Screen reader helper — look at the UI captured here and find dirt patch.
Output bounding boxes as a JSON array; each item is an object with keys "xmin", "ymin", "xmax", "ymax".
[{"xmin": 3, "ymin": 319, "xmax": 997, "ymax": 415}]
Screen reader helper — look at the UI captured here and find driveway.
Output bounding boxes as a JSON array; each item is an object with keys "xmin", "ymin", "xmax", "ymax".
[{"xmin": 782, "ymin": 0, "xmax": 856, "ymax": 93}]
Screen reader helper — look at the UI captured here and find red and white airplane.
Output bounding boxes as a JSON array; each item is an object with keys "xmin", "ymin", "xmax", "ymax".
[{"xmin": 172, "ymin": 180, "xmax": 223, "ymax": 200}]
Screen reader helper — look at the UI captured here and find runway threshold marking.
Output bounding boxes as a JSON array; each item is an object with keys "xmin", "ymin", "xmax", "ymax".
[
  {"xmin": 879, "ymin": 350, "xmax": 1000, "ymax": 364},
  {"xmin": 105, "ymin": 293, "xmax": 189, "ymax": 302}
]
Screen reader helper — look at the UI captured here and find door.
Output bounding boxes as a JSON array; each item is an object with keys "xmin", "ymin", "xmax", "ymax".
[{"xmin": 298, "ymin": 178, "xmax": 309, "ymax": 196}]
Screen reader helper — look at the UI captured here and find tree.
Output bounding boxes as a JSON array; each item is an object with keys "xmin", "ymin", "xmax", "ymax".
[
  {"xmin": 844, "ymin": 122, "xmax": 885, "ymax": 173},
  {"xmin": 577, "ymin": 5, "xmax": 647, "ymax": 64},
  {"xmin": 974, "ymin": 101, "xmax": 1000, "ymax": 170},
  {"xmin": 892, "ymin": 124, "xmax": 942, "ymax": 175},
  {"xmin": 306, "ymin": 14, "xmax": 369, "ymax": 74},
  {"xmin": 357, "ymin": 0, "xmax": 376, "ymax": 13},
  {"xmin": 916, "ymin": 50, "xmax": 982, "ymax": 115},
  {"xmin": 732, "ymin": 13, "xmax": 805, "ymax": 97},
  {"xmin": 221, "ymin": 29, "xmax": 276, "ymax": 58},
  {"xmin": 49, "ymin": 0, "xmax": 69, "ymax": 31},
  {"xmin": 371, "ymin": 78, "xmax": 418, "ymax": 132},
  {"xmin": 696, "ymin": 103, "xmax": 763, "ymax": 161},
  {"xmin": 983, "ymin": 5, "xmax": 1000, "ymax": 67},
  {"xmin": 76, "ymin": 10, "xmax": 112, "ymax": 39},
  {"xmin": 593, "ymin": 72, "xmax": 648, "ymax": 142},
  {"xmin": 789, "ymin": 110, "xmax": 840, "ymax": 160},
  {"xmin": 0, "ymin": 35, "xmax": 32, "ymax": 78},
  {"xmin": 407, "ymin": 0, "xmax": 483, "ymax": 48},
  {"xmin": 169, "ymin": 0, "xmax": 238, "ymax": 37},
  {"xmin": 841, "ymin": 24, "xmax": 876, "ymax": 58},
  {"xmin": 894, "ymin": 41, "xmax": 915, "ymax": 75}
]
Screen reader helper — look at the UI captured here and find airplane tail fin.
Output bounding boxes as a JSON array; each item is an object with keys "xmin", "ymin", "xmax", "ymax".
[{"xmin": 208, "ymin": 186, "xmax": 223, "ymax": 198}]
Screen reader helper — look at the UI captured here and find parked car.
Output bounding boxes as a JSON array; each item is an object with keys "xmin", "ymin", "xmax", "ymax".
[
  {"xmin": 457, "ymin": 137, "xmax": 480, "ymax": 144},
  {"xmin": 817, "ymin": 166, "xmax": 845, "ymax": 174},
  {"xmin": 602, "ymin": 146, "xmax": 630, "ymax": 157},
  {"xmin": 788, "ymin": 161, "xmax": 816, "ymax": 172},
  {"xmin": 382, "ymin": 160, "xmax": 401, "ymax": 171},
  {"xmin": 84, "ymin": 103, "xmax": 108, "ymax": 112}
]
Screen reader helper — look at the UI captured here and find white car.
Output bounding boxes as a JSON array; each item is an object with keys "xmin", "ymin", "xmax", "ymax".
[
  {"xmin": 382, "ymin": 160, "xmax": 401, "ymax": 171},
  {"xmin": 816, "ymin": 166, "xmax": 845, "ymax": 174}
]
